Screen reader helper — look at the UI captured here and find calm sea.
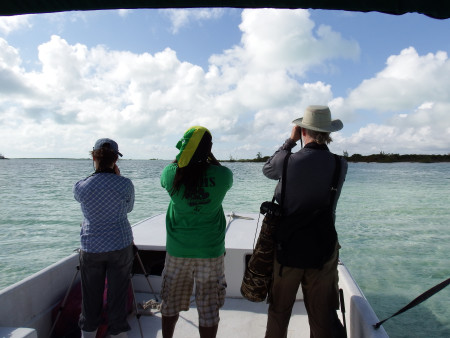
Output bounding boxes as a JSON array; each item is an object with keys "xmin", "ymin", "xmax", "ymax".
[{"xmin": 0, "ymin": 159, "xmax": 449, "ymax": 337}]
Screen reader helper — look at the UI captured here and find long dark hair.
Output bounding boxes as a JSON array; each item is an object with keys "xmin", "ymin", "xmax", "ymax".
[
  {"xmin": 170, "ymin": 132, "xmax": 213, "ymax": 198},
  {"xmin": 91, "ymin": 148, "xmax": 118, "ymax": 172}
]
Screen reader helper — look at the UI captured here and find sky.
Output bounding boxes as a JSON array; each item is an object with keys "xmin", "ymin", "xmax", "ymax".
[{"xmin": 0, "ymin": 8, "xmax": 449, "ymax": 160}]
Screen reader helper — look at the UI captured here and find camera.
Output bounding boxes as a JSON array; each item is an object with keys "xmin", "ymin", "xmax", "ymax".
[{"xmin": 260, "ymin": 201, "xmax": 282, "ymax": 217}]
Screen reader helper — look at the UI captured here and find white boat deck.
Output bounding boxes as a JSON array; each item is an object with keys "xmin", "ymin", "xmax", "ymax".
[
  {"xmin": 128, "ymin": 212, "xmax": 311, "ymax": 337},
  {"xmin": 128, "ymin": 293, "xmax": 309, "ymax": 338},
  {"xmin": 0, "ymin": 212, "xmax": 388, "ymax": 338}
]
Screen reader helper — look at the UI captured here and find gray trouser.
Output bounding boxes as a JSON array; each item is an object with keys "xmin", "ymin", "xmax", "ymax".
[{"xmin": 78, "ymin": 244, "xmax": 134, "ymax": 335}]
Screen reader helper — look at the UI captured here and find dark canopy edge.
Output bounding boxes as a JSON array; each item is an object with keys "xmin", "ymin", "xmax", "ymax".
[{"xmin": 1, "ymin": 0, "xmax": 450, "ymax": 19}]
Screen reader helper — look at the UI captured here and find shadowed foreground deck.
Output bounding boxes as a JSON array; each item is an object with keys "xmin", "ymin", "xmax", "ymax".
[{"xmin": 127, "ymin": 293, "xmax": 310, "ymax": 338}]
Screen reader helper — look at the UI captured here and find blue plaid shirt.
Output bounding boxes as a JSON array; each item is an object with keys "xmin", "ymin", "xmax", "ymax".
[{"xmin": 74, "ymin": 172, "xmax": 135, "ymax": 253}]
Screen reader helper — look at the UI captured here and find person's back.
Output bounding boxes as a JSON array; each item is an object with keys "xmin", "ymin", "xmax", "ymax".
[
  {"xmin": 73, "ymin": 138, "xmax": 135, "ymax": 338},
  {"xmin": 159, "ymin": 126, "xmax": 233, "ymax": 338},
  {"xmin": 161, "ymin": 162, "xmax": 232, "ymax": 258},
  {"xmin": 75, "ymin": 171, "xmax": 134, "ymax": 252},
  {"xmin": 264, "ymin": 143, "xmax": 346, "ymax": 215},
  {"xmin": 263, "ymin": 106, "xmax": 348, "ymax": 338}
]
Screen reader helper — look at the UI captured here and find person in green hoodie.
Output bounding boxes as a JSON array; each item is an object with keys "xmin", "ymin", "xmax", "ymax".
[{"xmin": 160, "ymin": 126, "xmax": 233, "ymax": 338}]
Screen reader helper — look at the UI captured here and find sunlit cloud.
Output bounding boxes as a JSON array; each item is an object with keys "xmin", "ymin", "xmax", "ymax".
[
  {"xmin": 0, "ymin": 9, "xmax": 449, "ymax": 159},
  {"xmin": 345, "ymin": 47, "xmax": 450, "ymax": 112},
  {"xmin": 0, "ymin": 15, "xmax": 32, "ymax": 35},
  {"xmin": 161, "ymin": 8, "xmax": 226, "ymax": 34}
]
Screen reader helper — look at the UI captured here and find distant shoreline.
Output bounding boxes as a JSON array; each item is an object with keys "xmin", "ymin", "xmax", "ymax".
[
  {"xmin": 344, "ymin": 153, "xmax": 450, "ymax": 163},
  {"xmin": 223, "ymin": 153, "xmax": 450, "ymax": 163},
  {"xmin": 1, "ymin": 154, "xmax": 449, "ymax": 163}
]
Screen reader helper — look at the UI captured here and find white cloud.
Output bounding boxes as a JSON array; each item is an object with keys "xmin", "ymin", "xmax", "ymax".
[
  {"xmin": 161, "ymin": 8, "xmax": 226, "ymax": 34},
  {"xmin": 334, "ymin": 47, "xmax": 450, "ymax": 155},
  {"xmin": 345, "ymin": 47, "xmax": 450, "ymax": 113},
  {"xmin": 0, "ymin": 15, "xmax": 32, "ymax": 35},
  {"xmin": 212, "ymin": 9, "xmax": 359, "ymax": 77},
  {"xmin": 338, "ymin": 122, "xmax": 445, "ymax": 155},
  {"xmin": 0, "ymin": 9, "xmax": 449, "ymax": 159},
  {"xmin": 0, "ymin": 33, "xmax": 244, "ymax": 158}
]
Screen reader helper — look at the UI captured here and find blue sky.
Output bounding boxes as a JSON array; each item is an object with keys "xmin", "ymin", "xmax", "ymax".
[{"xmin": 0, "ymin": 8, "xmax": 449, "ymax": 159}]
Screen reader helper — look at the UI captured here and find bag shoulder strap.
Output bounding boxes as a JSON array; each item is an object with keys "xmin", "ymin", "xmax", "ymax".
[
  {"xmin": 272, "ymin": 151, "xmax": 291, "ymax": 208},
  {"xmin": 280, "ymin": 151, "xmax": 291, "ymax": 207},
  {"xmin": 329, "ymin": 154, "xmax": 341, "ymax": 206}
]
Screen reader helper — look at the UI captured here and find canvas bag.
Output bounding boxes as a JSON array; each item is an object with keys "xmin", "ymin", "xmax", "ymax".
[
  {"xmin": 240, "ymin": 152, "xmax": 290, "ymax": 302},
  {"xmin": 275, "ymin": 154, "xmax": 341, "ymax": 270}
]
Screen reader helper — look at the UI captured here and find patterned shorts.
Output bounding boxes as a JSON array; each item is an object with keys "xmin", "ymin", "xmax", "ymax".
[{"xmin": 160, "ymin": 253, "xmax": 227, "ymax": 327}]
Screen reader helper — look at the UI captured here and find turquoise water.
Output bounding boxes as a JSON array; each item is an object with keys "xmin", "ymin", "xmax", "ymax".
[{"xmin": 0, "ymin": 159, "xmax": 449, "ymax": 337}]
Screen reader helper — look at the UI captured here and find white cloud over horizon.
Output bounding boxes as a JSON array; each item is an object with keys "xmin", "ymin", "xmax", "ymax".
[{"xmin": 0, "ymin": 9, "xmax": 449, "ymax": 160}]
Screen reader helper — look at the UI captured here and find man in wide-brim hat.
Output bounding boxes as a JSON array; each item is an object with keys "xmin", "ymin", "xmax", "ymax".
[{"xmin": 263, "ymin": 105, "xmax": 348, "ymax": 338}]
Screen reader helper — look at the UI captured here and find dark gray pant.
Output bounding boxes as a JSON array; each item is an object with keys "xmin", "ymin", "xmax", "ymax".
[
  {"xmin": 78, "ymin": 244, "xmax": 134, "ymax": 335},
  {"xmin": 265, "ymin": 244, "xmax": 341, "ymax": 338}
]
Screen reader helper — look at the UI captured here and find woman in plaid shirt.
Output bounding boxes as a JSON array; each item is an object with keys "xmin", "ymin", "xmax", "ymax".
[{"xmin": 74, "ymin": 138, "xmax": 135, "ymax": 338}]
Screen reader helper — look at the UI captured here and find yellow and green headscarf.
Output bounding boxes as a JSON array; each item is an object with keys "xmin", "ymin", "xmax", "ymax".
[{"xmin": 176, "ymin": 126, "xmax": 211, "ymax": 168}]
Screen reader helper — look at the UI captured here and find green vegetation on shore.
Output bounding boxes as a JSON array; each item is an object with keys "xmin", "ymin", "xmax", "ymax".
[
  {"xmin": 224, "ymin": 152, "xmax": 270, "ymax": 163},
  {"xmin": 224, "ymin": 151, "xmax": 450, "ymax": 163},
  {"xmin": 344, "ymin": 152, "xmax": 450, "ymax": 163}
]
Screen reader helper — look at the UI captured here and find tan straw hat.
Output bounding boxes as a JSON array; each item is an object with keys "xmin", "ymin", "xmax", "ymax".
[{"xmin": 292, "ymin": 105, "xmax": 343, "ymax": 133}]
